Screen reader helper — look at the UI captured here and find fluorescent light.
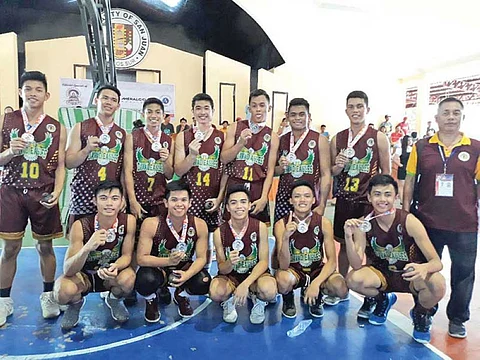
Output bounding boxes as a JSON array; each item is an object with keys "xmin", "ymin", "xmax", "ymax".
[{"xmin": 161, "ymin": 0, "xmax": 182, "ymax": 8}]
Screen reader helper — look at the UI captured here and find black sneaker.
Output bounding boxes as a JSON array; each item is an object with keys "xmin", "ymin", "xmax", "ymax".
[
  {"xmin": 448, "ymin": 321, "xmax": 467, "ymax": 339},
  {"xmin": 368, "ymin": 293, "xmax": 397, "ymax": 325},
  {"xmin": 158, "ymin": 286, "xmax": 172, "ymax": 305},
  {"xmin": 145, "ymin": 296, "xmax": 160, "ymax": 323},
  {"xmin": 357, "ymin": 296, "xmax": 377, "ymax": 319},
  {"xmin": 309, "ymin": 297, "xmax": 324, "ymax": 318},
  {"xmin": 282, "ymin": 292, "xmax": 296, "ymax": 318},
  {"xmin": 410, "ymin": 305, "xmax": 436, "ymax": 344}
]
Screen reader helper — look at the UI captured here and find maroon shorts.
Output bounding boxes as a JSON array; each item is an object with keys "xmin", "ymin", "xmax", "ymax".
[
  {"xmin": 0, "ymin": 186, "xmax": 63, "ymax": 241},
  {"xmin": 287, "ymin": 265, "xmax": 324, "ymax": 289},
  {"xmin": 215, "ymin": 271, "xmax": 272, "ymax": 290},
  {"xmin": 367, "ymin": 265, "xmax": 416, "ymax": 294},
  {"xmin": 333, "ymin": 198, "xmax": 372, "ymax": 242}
]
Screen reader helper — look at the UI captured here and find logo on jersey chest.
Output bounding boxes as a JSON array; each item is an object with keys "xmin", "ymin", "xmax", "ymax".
[
  {"xmin": 136, "ymin": 147, "xmax": 164, "ymax": 176},
  {"xmin": 194, "ymin": 145, "xmax": 220, "ymax": 172},
  {"xmin": 289, "ymin": 238, "xmax": 322, "ymax": 267},
  {"xmin": 227, "ymin": 243, "xmax": 258, "ymax": 274},
  {"xmin": 286, "ymin": 149, "xmax": 315, "ymax": 178},
  {"xmin": 87, "ymin": 237, "xmax": 123, "ymax": 265},
  {"xmin": 87, "ymin": 139, "xmax": 122, "ymax": 165},
  {"xmin": 370, "ymin": 235, "xmax": 408, "ymax": 264},
  {"xmin": 10, "ymin": 129, "xmax": 53, "ymax": 161},
  {"xmin": 157, "ymin": 238, "xmax": 194, "ymax": 261},
  {"xmin": 237, "ymin": 142, "xmax": 268, "ymax": 166},
  {"xmin": 345, "ymin": 147, "xmax": 373, "ymax": 177}
]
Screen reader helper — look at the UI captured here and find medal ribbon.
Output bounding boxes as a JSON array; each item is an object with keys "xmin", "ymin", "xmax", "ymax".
[
  {"xmin": 21, "ymin": 108, "xmax": 46, "ymax": 135},
  {"xmin": 193, "ymin": 125, "xmax": 212, "ymax": 139},
  {"xmin": 293, "ymin": 211, "xmax": 313, "ymax": 229},
  {"xmin": 364, "ymin": 208, "xmax": 396, "ymax": 222},
  {"xmin": 167, "ymin": 215, "xmax": 188, "ymax": 244},
  {"xmin": 248, "ymin": 119, "xmax": 266, "ymax": 134},
  {"xmin": 95, "ymin": 116, "xmax": 115, "ymax": 137},
  {"xmin": 94, "ymin": 214, "xmax": 119, "ymax": 235},
  {"xmin": 228, "ymin": 219, "xmax": 249, "ymax": 241},
  {"xmin": 289, "ymin": 129, "xmax": 310, "ymax": 155},
  {"xmin": 144, "ymin": 127, "xmax": 160, "ymax": 144},
  {"xmin": 438, "ymin": 145, "xmax": 459, "ymax": 174},
  {"xmin": 347, "ymin": 125, "xmax": 368, "ymax": 150}
]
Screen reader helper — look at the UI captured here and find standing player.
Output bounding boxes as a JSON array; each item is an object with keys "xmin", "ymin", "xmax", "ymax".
[
  {"xmin": 221, "ymin": 89, "xmax": 279, "ymax": 224},
  {"xmin": 135, "ymin": 181, "xmax": 211, "ymax": 321},
  {"xmin": 330, "ymin": 90, "xmax": 390, "ymax": 308},
  {"xmin": 274, "ymin": 98, "xmax": 331, "ymax": 223},
  {"xmin": 275, "ymin": 180, "xmax": 348, "ymax": 318},
  {"xmin": 209, "ymin": 185, "xmax": 277, "ymax": 324},
  {"xmin": 0, "ymin": 71, "xmax": 66, "ymax": 326},
  {"xmin": 66, "ymin": 85, "xmax": 126, "ymax": 228},
  {"xmin": 344, "ymin": 175, "xmax": 445, "ymax": 343},
  {"xmin": 54, "ymin": 181, "xmax": 136, "ymax": 330}
]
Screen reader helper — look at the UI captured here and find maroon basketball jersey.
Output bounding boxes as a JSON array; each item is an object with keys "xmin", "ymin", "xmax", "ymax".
[
  {"xmin": 282, "ymin": 212, "xmax": 324, "ymax": 272},
  {"xmin": 219, "ymin": 217, "xmax": 261, "ymax": 275},
  {"xmin": 225, "ymin": 120, "xmax": 272, "ymax": 182},
  {"xmin": 366, "ymin": 210, "xmax": 426, "ymax": 272},
  {"xmin": 1, "ymin": 110, "xmax": 60, "ymax": 189},
  {"xmin": 81, "ymin": 213, "xmax": 129, "ymax": 272},
  {"xmin": 151, "ymin": 214, "xmax": 198, "ymax": 267},
  {"xmin": 183, "ymin": 127, "xmax": 224, "ymax": 230},
  {"xmin": 335, "ymin": 127, "xmax": 379, "ymax": 202},
  {"xmin": 275, "ymin": 130, "xmax": 321, "ymax": 223},
  {"xmin": 132, "ymin": 128, "xmax": 172, "ymax": 206},
  {"xmin": 69, "ymin": 118, "xmax": 126, "ymax": 215}
]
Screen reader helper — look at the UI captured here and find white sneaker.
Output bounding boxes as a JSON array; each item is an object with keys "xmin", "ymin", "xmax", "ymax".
[
  {"xmin": 323, "ymin": 294, "xmax": 350, "ymax": 306},
  {"xmin": 250, "ymin": 298, "xmax": 267, "ymax": 324},
  {"xmin": 0, "ymin": 297, "xmax": 14, "ymax": 327},
  {"xmin": 221, "ymin": 296, "xmax": 237, "ymax": 323},
  {"xmin": 40, "ymin": 291, "xmax": 60, "ymax": 319}
]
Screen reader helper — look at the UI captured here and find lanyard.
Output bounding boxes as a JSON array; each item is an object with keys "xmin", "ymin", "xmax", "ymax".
[
  {"xmin": 21, "ymin": 108, "xmax": 46, "ymax": 134},
  {"xmin": 364, "ymin": 208, "xmax": 396, "ymax": 222},
  {"xmin": 144, "ymin": 127, "xmax": 160, "ymax": 144},
  {"xmin": 347, "ymin": 125, "xmax": 368, "ymax": 149},
  {"xmin": 166, "ymin": 215, "xmax": 188, "ymax": 244},
  {"xmin": 248, "ymin": 119, "xmax": 266, "ymax": 134},
  {"xmin": 228, "ymin": 219, "xmax": 249, "ymax": 240},
  {"xmin": 94, "ymin": 116, "xmax": 114, "ymax": 136},
  {"xmin": 289, "ymin": 129, "xmax": 309, "ymax": 154},
  {"xmin": 438, "ymin": 145, "xmax": 459, "ymax": 174}
]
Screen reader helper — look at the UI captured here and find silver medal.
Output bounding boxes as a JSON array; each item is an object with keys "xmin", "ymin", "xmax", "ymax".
[
  {"xmin": 297, "ymin": 222, "xmax": 308, "ymax": 233},
  {"xmin": 22, "ymin": 133, "xmax": 34, "ymax": 143},
  {"xmin": 176, "ymin": 242, "xmax": 187, "ymax": 252},
  {"xmin": 151, "ymin": 142, "xmax": 161, "ymax": 152},
  {"xmin": 345, "ymin": 148, "xmax": 355, "ymax": 158},
  {"xmin": 106, "ymin": 230, "xmax": 116, "ymax": 243},
  {"xmin": 359, "ymin": 221, "xmax": 372, "ymax": 233},
  {"xmin": 286, "ymin": 153, "xmax": 297, "ymax": 162},
  {"xmin": 100, "ymin": 133, "xmax": 111, "ymax": 144},
  {"xmin": 194, "ymin": 131, "xmax": 204, "ymax": 141},
  {"xmin": 232, "ymin": 239, "xmax": 244, "ymax": 251}
]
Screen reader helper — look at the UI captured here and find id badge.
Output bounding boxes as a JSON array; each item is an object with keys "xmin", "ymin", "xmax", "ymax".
[{"xmin": 435, "ymin": 173, "xmax": 454, "ymax": 197}]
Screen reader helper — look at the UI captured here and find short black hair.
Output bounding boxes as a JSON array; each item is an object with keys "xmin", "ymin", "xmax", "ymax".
[
  {"xmin": 290, "ymin": 179, "xmax": 315, "ymax": 198},
  {"xmin": 438, "ymin": 97, "xmax": 464, "ymax": 110},
  {"xmin": 287, "ymin": 98, "xmax": 310, "ymax": 113},
  {"xmin": 20, "ymin": 71, "xmax": 48, "ymax": 91},
  {"xmin": 94, "ymin": 180, "xmax": 124, "ymax": 197},
  {"xmin": 346, "ymin": 90, "xmax": 369, "ymax": 107},
  {"xmin": 221, "ymin": 120, "xmax": 229, "ymax": 125},
  {"xmin": 180, "ymin": 117, "xmax": 187, "ymax": 123},
  {"xmin": 226, "ymin": 184, "xmax": 251, "ymax": 202},
  {"xmin": 320, "ymin": 124, "xmax": 326, "ymax": 128},
  {"xmin": 191, "ymin": 93, "xmax": 214, "ymax": 109},
  {"xmin": 96, "ymin": 85, "xmax": 121, "ymax": 101},
  {"xmin": 249, "ymin": 89, "xmax": 270, "ymax": 104},
  {"xmin": 368, "ymin": 174, "xmax": 398, "ymax": 195},
  {"xmin": 165, "ymin": 180, "xmax": 192, "ymax": 200},
  {"xmin": 142, "ymin": 97, "xmax": 164, "ymax": 112}
]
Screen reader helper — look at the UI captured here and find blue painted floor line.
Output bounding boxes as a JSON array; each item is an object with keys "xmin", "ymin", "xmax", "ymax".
[{"xmin": 0, "ymin": 247, "xmax": 448, "ymax": 360}]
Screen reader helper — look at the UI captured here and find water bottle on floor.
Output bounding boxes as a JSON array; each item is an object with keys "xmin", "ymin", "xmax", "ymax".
[{"xmin": 287, "ymin": 319, "xmax": 312, "ymax": 338}]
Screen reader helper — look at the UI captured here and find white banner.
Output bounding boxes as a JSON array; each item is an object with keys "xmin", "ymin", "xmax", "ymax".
[{"xmin": 59, "ymin": 78, "xmax": 176, "ymax": 116}]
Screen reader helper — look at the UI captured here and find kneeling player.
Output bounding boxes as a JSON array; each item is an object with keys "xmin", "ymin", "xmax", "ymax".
[
  {"xmin": 209, "ymin": 185, "xmax": 277, "ymax": 324},
  {"xmin": 344, "ymin": 174, "xmax": 445, "ymax": 343},
  {"xmin": 54, "ymin": 181, "xmax": 136, "ymax": 330},
  {"xmin": 135, "ymin": 180, "xmax": 211, "ymax": 322},
  {"xmin": 275, "ymin": 180, "xmax": 348, "ymax": 318}
]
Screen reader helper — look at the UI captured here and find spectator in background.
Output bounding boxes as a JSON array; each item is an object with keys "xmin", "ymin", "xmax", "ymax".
[
  {"xmin": 368, "ymin": 123, "xmax": 375, "ymax": 129},
  {"xmin": 3, "ymin": 106, "xmax": 14, "ymax": 114},
  {"xmin": 220, "ymin": 120, "xmax": 229, "ymax": 134},
  {"xmin": 411, "ymin": 131, "xmax": 419, "ymax": 144},
  {"xmin": 379, "ymin": 125, "xmax": 388, "ymax": 134},
  {"xmin": 425, "ymin": 121, "xmax": 435, "ymax": 136},
  {"xmin": 176, "ymin": 117, "xmax": 190, "ymax": 133},
  {"xmin": 397, "ymin": 135, "xmax": 413, "ymax": 203},
  {"xmin": 397, "ymin": 116, "xmax": 410, "ymax": 135},
  {"xmin": 380, "ymin": 115, "xmax": 393, "ymax": 133},
  {"xmin": 390, "ymin": 125, "xmax": 405, "ymax": 145},
  {"xmin": 161, "ymin": 114, "xmax": 174, "ymax": 136},
  {"xmin": 424, "ymin": 128, "xmax": 436, "ymax": 138},
  {"xmin": 320, "ymin": 124, "xmax": 330, "ymax": 140},
  {"xmin": 277, "ymin": 117, "xmax": 291, "ymax": 136}
]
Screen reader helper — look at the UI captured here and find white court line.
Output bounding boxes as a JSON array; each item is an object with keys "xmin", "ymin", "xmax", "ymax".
[
  {"xmin": 350, "ymin": 292, "xmax": 451, "ymax": 360},
  {"xmin": 4, "ymin": 298, "xmax": 212, "ymax": 360}
]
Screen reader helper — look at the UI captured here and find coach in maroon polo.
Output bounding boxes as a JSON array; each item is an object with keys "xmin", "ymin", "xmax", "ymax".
[{"xmin": 403, "ymin": 97, "xmax": 480, "ymax": 339}]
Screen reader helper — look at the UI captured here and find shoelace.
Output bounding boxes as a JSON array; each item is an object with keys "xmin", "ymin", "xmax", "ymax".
[
  {"xmin": 375, "ymin": 295, "xmax": 390, "ymax": 315},
  {"xmin": 412, "ymin": 311, "xmax": 432, "ymax": 332}
]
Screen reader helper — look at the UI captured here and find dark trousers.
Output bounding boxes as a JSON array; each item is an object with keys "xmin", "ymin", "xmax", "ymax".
[{"xmin": 427, "ymin": 227, "xmax": 477, "ymax": 324}]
